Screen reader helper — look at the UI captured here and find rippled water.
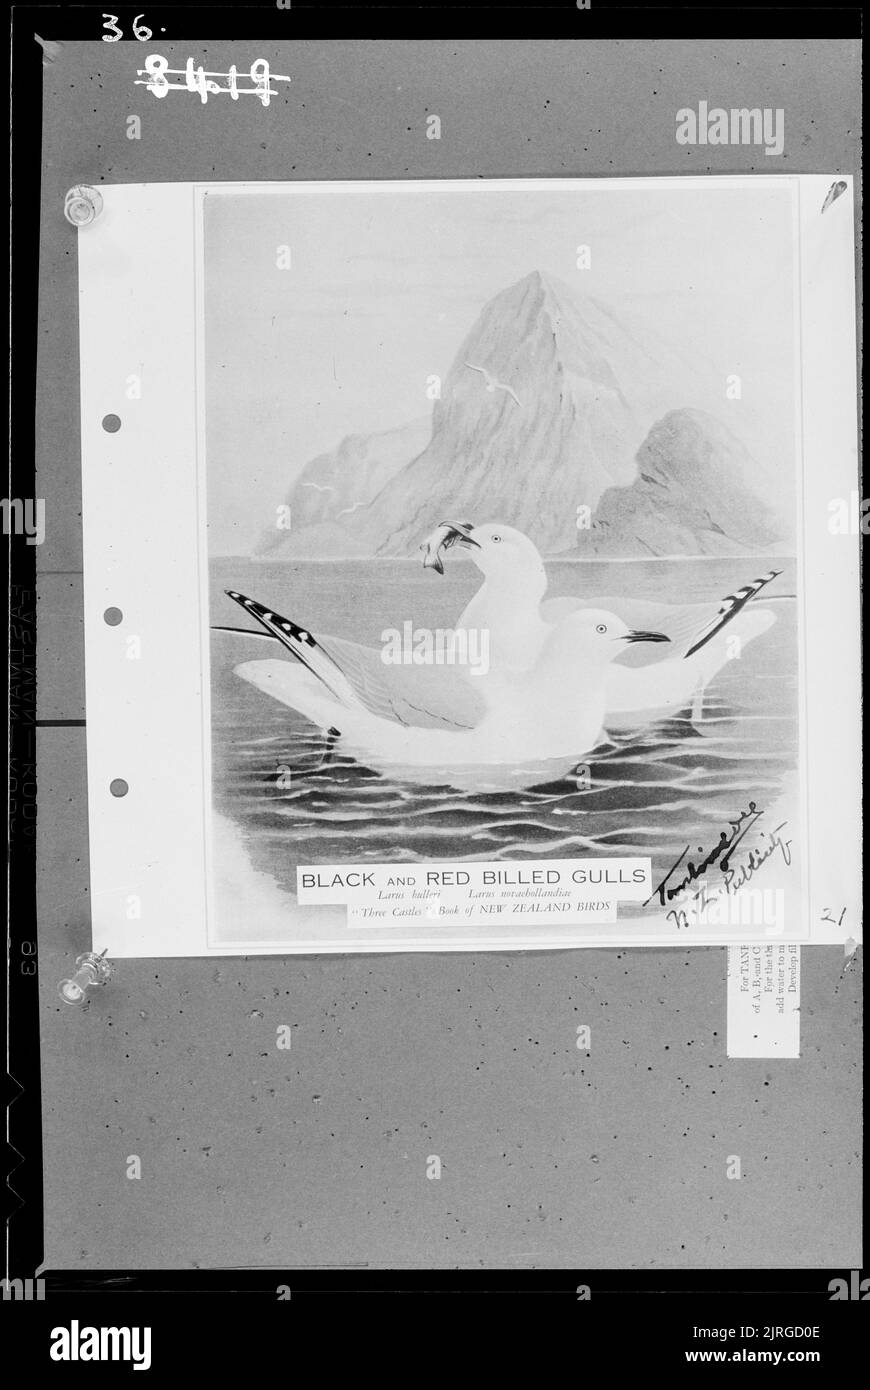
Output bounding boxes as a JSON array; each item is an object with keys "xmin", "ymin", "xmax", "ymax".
[{"xmin": 210, "ymin": 556, "xmax": 797, "ymax": 900}]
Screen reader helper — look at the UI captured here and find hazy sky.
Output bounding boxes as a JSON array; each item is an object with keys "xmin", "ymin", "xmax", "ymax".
[{"xmin": 203, "ymin": 181, "xmax": 797, "ymax": 554}]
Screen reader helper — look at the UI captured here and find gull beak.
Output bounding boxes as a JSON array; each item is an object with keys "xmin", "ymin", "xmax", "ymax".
[
  {"xmin": 442, "ymin": 520, "xmax": 480, "ymax": 549},
  {"xmin": 621, "ymin": 630, "xmax": 671, "ymax": 644}
]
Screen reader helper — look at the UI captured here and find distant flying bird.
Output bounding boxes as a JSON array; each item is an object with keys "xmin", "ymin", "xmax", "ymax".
[
  {"xmin": 821, "ymin": 180, "xmax": 847, "ymax": 214},
  {"xmin": 464, "ymin": 362, "xmax": 522, "ymax": 407},
  {"xmin": 337, "ymin": 501, "xmax": 365, "ymax": 517},
  {"xmin": 302, "ymin": 481, "xmax": 335, "ymax": 494}
]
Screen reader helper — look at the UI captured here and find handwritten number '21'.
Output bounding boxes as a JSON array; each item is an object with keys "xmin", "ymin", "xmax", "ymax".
[{"xmin": 102, "ymin": 14, "xmax": 154, "ymax": 42}]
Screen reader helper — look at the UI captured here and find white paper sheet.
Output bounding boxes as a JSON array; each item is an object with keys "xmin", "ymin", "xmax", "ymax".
[
  {"xmin": 76, "ymin": 177, "xmax": 861, "ymax": 956},
  {"xmin": 727, "ymin": 944, "xmax": 801, "ymax": 1058}
]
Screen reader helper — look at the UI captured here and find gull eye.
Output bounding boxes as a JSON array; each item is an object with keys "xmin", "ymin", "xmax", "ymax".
[
  {"xmin": 595, "ymin": 623, "xmax": 607, "ymax": 634},
  {"xmin": 490, "ymin": 534, "xmax": 502, "ymax": 543}
]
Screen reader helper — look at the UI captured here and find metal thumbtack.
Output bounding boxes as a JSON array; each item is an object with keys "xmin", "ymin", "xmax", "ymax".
[
  {"xmin": 63, "ymin": 185, "xmax": 104, "ymax": 227},
  {"xmin": 58, "ymin": 949, "xmax": 113, "ymax": 1006}
]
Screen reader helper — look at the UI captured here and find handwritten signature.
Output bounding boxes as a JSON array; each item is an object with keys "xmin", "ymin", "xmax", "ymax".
[{"xmin": 645, "ymin": 799, "xmax": 793, "ymax": 924}]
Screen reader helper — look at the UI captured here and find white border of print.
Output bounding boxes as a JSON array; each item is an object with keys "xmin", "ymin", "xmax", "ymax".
[{"xmin": 77, "ymin": 177, "xmax": 860, "ymax": 956}]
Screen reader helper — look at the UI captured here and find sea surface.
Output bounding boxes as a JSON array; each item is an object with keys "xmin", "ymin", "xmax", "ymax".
[{"xmin": 209, "ymin": 556, "xmax": 798, "ymax": 899}]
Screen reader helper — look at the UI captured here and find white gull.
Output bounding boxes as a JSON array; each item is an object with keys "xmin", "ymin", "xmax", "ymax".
[
  {"xmin": 217, "ymin": 591, "xmax": 668, "ymax": 784},
  {"xmin": 429, "ymin": 522, "xmax": 781, "ymax": 727}
]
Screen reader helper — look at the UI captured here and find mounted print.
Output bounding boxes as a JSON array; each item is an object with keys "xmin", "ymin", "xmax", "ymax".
[{"xmin": 75, "ymin": 178, "xmax": 860, "ymax": 955}]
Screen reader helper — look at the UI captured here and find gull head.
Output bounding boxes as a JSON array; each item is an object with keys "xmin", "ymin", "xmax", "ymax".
[
  {"xmin": 444, "ymin": 521, "xmax": 545, "ymax": 581},
  {"xmin": 540, "ymin": 609, "xmax": 671, "ymax": 673}
]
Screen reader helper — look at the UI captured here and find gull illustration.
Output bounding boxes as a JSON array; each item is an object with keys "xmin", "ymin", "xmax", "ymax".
[
  {"xmin": 420, "ymin": 521, "xmax": 783, "ymax": 727},
  {"xmin": 213, "ymin": 590, "xmax": 667, "ymax": 784},
  {"xmin": 464, "ymin": 362, "xmax": 522, "ymax": 407}
]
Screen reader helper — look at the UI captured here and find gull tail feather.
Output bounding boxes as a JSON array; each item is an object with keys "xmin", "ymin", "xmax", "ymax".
[
  {"xmin": 224, "ymin": 590, "xmax": 365, "ymax": 710},
  {"xmin": 682, "ymin": 570, "xmax": 782, "ymax": 659},
  {"xmin": 212, "ymin": 625, "xmax": 280, "ymax": 642}
]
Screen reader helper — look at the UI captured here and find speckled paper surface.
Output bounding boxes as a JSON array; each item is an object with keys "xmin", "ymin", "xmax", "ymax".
[{"xmin": 36, "ymin": 39, "xmax": 861, "ymax": 1270}]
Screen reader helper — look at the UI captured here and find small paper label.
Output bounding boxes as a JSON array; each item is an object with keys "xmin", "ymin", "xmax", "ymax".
[
  {"xmin": 727, "ymin": 944, "xmax": 800, "ymax": 1057},
  {"xmin": 297, "ymin": 858, "xmax": 651, "ymax": 928}
]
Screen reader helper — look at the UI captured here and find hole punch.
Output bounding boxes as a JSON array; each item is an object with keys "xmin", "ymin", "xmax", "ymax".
[
  {"xmin": 102, "ymin": 414, "xmax": 122, "ymax": 433},
  {"xmin": 58, "ymin": 950, "xmax": 113, "ymax": 1007},
  {"xmin": 110, "ymin": 778, "xmax": 129, "ymax": 798},
  {"xmin": 103, "ymin": 607, "xmax": 123, "ymax": 626}
]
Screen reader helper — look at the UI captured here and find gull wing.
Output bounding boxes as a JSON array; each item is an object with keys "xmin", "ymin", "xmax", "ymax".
[
  {"xmin": 542, "ymin": 594, "xmax": 720, "ymax": 666},
  {"xmin": 542, "ymin": 571, "xmax": 783, "ymax": 667},
  {"xmin": 222, "ymin": 590, "xmax": 485, "ymax": 731},
  {"xmin": 317, "ymin": 633, "xmax": 486, "ymax": 730}
]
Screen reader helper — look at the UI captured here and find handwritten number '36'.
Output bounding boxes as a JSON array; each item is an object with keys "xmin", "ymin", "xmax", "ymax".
[{"xmin": 102, "ymin": 14, "xmax": 154, "ymax": 42}]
